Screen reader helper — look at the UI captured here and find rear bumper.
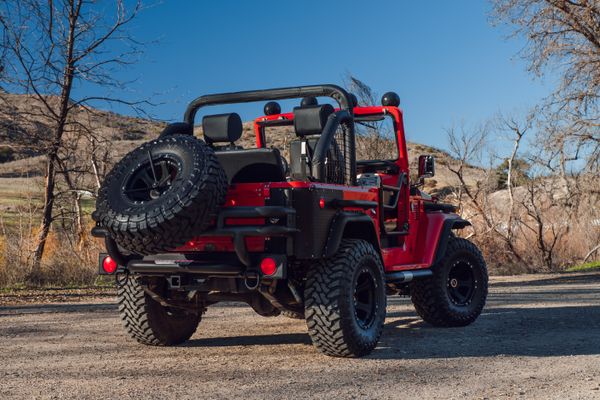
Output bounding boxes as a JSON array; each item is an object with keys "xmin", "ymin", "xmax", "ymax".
[
  {"xmin": 93, "ymin": 205, "xmax": 297, "ymax": 275},
  {"xmin": 127, "ymin": 253, "xmax": 245, "ymax": 276}
]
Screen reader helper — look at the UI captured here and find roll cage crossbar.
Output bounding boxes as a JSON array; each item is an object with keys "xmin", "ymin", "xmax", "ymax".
[
  {"xmin": 183, "ymin": 84, "xmax": 354, "ymax": 125},
  {"xmin": 162, "ymin": 84, "xmax": 357, "ymax": 185}
]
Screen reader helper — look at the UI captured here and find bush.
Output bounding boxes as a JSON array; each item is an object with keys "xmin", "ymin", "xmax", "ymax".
[
  {"xmin": 566, "ymin": 261, "xmax": 600, "ymax": 273},
  {"xmin": 0, "ymin": 222, "xmax": 103, "ymax": 287},
  {"xmin": 0, "ymin": 146, "xmax": 15, "ymax": 163}
]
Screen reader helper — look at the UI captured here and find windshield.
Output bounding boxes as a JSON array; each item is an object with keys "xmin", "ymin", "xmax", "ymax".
[{"xmin": 355, "ymin": 115, "xmax": 398, "ymax": 161}]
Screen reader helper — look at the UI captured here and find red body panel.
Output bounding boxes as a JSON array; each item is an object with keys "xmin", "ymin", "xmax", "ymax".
[
  {"xmin": 383, "ymin": 200, "xmax": 458, "ymax": 271},
  {"xmin": 176, "ymin": 183, "xmax": 269, "ymax": 253}
]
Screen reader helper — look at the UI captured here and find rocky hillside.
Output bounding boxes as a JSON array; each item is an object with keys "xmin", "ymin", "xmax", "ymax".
[{"xmin": 0, "ymin": 93, "xmax": 483, "ymax": 196}]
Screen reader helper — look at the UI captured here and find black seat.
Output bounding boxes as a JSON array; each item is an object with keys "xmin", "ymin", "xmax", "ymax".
[
  {"xmin": 289, "ymin": 104, "xmax": 344, "ymax": 183},
  {"xmin": 203, "ymin": 113, "xmax": 286, "ymax": 184}
]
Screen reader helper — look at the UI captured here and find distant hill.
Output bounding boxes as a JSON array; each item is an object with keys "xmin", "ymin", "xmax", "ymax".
[{"xmin": 0, "ymin": 93, "xmax": 484, "ymax": 197}]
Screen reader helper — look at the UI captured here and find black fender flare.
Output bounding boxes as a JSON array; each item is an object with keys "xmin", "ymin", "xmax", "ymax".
[
  {"xmin": 324, "ymin": 212, "xmax": 380, "ymax": 258},
  {"xmin": 433, "ymin": 218, "xmax": 472, "ymax": 264}
]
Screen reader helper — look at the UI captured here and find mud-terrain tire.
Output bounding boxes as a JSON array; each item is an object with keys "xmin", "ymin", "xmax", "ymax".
[
  {"xmin": 305, "ymin": 239, "xmax": 386, "ymax": 357},
  {"xmin": 94, "ymin": 134, "xmax": 226, "ymax": 255},
  {"xmin": 118, "ymin": 277, "xmax": 201, "ymax": 345},
  {"xmin": 411, "ymin": 237, "xmax": 488, "ymax": 327}
]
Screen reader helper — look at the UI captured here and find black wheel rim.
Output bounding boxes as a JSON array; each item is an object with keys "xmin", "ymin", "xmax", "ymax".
[
  {"xmin": 124, "ymin": 152, "xmax": 180, "ymax": 203},
  {"xmin": 353, "ymin": 267, "xmax": 378, "ymax": 329},
  {"xmin": 447, "ymin": 260, "xmax": 476, "ymax": 306}
]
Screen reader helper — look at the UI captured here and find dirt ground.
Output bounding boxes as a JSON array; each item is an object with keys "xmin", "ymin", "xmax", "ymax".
[{"xmin": 1, "ymin": 272, "xmax": 599, "ymax": 400}]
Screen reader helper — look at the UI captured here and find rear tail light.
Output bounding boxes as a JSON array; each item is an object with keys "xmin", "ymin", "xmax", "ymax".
[
  {"xmin": 102, "ymin": 256, "xmax": 118, "ymax": 274},
  {"xmin": 260, "ymin": 257, "xmax": 277, "ymax": 276}
]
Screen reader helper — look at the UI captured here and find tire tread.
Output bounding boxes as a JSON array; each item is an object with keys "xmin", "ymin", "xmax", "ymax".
[{"xmin": 411, "ymin": 237, "xmax": 488, "ymax": 327}]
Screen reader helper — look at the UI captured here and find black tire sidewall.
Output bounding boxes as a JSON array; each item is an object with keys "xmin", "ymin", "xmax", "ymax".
[
  {"xmin": 411, "ymin": 237, "xmax": 488, "ymax": 327},
  {"xmin": 438, "ymin": 246, "xmax": 487, "ymax": 316},
  {"xmin": 117, "ymin": 277, "xmax": 200, "ymax": 346},
  {"xmin": 341, "ymin": 253, "xmax": 386, "ymax": 346},
  {"xmin": 305, "ymin": 239, "xmax": 387, "ymax": 357}
]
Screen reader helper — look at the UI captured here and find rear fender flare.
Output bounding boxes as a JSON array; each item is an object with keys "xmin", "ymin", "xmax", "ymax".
[{"xmin": 324, "ymin": 212, "xmax": 380, "ymax": 258}]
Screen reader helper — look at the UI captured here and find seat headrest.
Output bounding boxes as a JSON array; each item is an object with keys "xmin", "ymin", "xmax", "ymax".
[
  {"xmin": 293, "ymin": 104, "xmax": 334, "ymax": 137},
  {"xmin": 202, "ymin": 113, "xmax": 243, "ymax": 145}
]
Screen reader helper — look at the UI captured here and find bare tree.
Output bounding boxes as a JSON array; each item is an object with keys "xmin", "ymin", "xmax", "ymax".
[
  {"xmin": 492, "ymin": 0, "xmax": 600, "ymax": 169},
  {"xmin": 517, "ymin": 177, "xmax": 569, "ymax": 270},
  {"xmin": 445, "ymin": 120, "xmax": 533, "ymax": 267},
  {"xmin": 0, "ymin": 0, "xmax": 146, "ymax": 273},
  {"xmin": 345, "ymin": 74, "xmax": 378, "ymax": 106},
  {"xmin": 445, "ymin": 121, "xmax": 489, "ymax": 216},
  {"xmin": 495, "ymin": 112, "xmax": 533, "ymax": 247},
  {"xmin": 492, "ymin": 0, "xmax": 600, "ymax": 113},
  {"xmin": 343, "ymin": 73, "xmax": 396, "ymax": 160}
]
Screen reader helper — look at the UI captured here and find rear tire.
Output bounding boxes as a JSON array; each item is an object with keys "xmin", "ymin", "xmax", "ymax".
[
  {"xmin": 305, "ymin": 239, "xmax": 386, "ymax": 357},
  {"xmin": 411, "ymin": 237, "xmax": 488, "ymax": 327},
  {"xmin": 118, "ymin": 277, "xmax": 201, "ymax": 345}
]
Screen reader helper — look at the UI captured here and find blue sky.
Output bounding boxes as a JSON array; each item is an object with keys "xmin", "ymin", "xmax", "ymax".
[{"xmin": 99, "ymin": 0, "xmax": 553, "ymax": 152}]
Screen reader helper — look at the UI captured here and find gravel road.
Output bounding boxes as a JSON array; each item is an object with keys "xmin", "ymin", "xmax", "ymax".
[{"xmin": 1, "ymin": 272, "xmax": 599, "ymax": 399}]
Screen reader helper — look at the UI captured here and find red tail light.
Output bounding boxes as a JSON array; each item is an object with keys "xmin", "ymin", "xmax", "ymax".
[
  {"xmin": 260, "ymin": 257, "xmax": 277, "ymax": 276},
  {"xmin": 102, "ymin": 256, "xmax": 118, "ymax": 274}
]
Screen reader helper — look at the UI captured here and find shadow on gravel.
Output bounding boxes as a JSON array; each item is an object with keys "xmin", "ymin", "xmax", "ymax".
[
  {"xmin": 492, "ymin": 271, "xmax": 600, "ymax": 288},
  {"xmin": 185, "ymin": 333, "xmax": 312, "ymax": 347},
  {"xmin": 0, "ymin": 303, "xmax": 116, "ymax": 316},
  {"xmin": 371, "ymin": 304, "xmax": 600, "ymax": 360}
]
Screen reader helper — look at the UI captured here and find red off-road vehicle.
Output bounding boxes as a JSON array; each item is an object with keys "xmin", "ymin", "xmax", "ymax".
[{"xmin": 92, "ymin": 84, "xmax": 488, "ymax": 357}]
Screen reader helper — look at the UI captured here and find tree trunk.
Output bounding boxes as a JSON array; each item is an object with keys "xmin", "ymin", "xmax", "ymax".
[
  {"xmin": 74, "ymin": 191, "xmax": 84, "ymax": 250},
  {"xmin": 30, "ymin": 1, "xmax": 79, "ymax": 273},
  {"xmin": 31, "ymin": 155, "xmax": 56, "ymax": 271}
]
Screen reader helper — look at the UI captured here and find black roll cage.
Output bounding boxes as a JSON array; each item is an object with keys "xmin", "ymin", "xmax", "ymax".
[{"xmin": 161, "ymin": 84, "xmax": 357, "ymax": 185}]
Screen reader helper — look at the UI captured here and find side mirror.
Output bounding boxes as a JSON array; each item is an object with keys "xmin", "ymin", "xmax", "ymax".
[{"xmin": 418, "ymin": 155, "xmax": 435, "ymax": 179}]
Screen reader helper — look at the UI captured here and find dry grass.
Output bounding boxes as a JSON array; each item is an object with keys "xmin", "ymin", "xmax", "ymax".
[
  {"xmin": 0, "ymin": 219, "xmax": 103, "ymax": 287},
  {"xmin": 451, "ymin": 175, "xmax": 600, "ymax": 275}
]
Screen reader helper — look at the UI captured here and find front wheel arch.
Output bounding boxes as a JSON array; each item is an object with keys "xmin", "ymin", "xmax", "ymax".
[{"xmin": 433, "ymin": 217, "xmax": 472, "ymax": 265}]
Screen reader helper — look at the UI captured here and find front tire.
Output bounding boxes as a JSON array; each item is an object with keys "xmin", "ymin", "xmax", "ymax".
[
  {"xmin": 411, "ymin": 236, "xmax": 488, "ymax": 327},
  {"xmin": 118, "ymin": 277, "xmax": 201, "ymax": 345},
  {"xmin": 305, "ymin": 239, "xmax": 386, "ymax": 357}
]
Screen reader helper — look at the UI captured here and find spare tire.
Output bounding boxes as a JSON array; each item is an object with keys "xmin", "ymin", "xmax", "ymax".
[{"xmin": 94, "ymin": 134, "xmax": 227, "ymax": 255}]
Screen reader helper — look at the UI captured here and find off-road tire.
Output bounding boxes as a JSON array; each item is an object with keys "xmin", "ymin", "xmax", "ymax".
[
  {"xmin": 118, "ymin": 277, "xmax": 201, "ymax": 345},
  {"xmin": 411, "ymin": 237, "xmax": 488, "ymax": 327},
  {"xmin": 94, "ymin": 134, "xmax": 226, "ymax": 255},
  {"xmin": 305, "ymin": 239, "xmax": 386, "ymax": 357}
]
